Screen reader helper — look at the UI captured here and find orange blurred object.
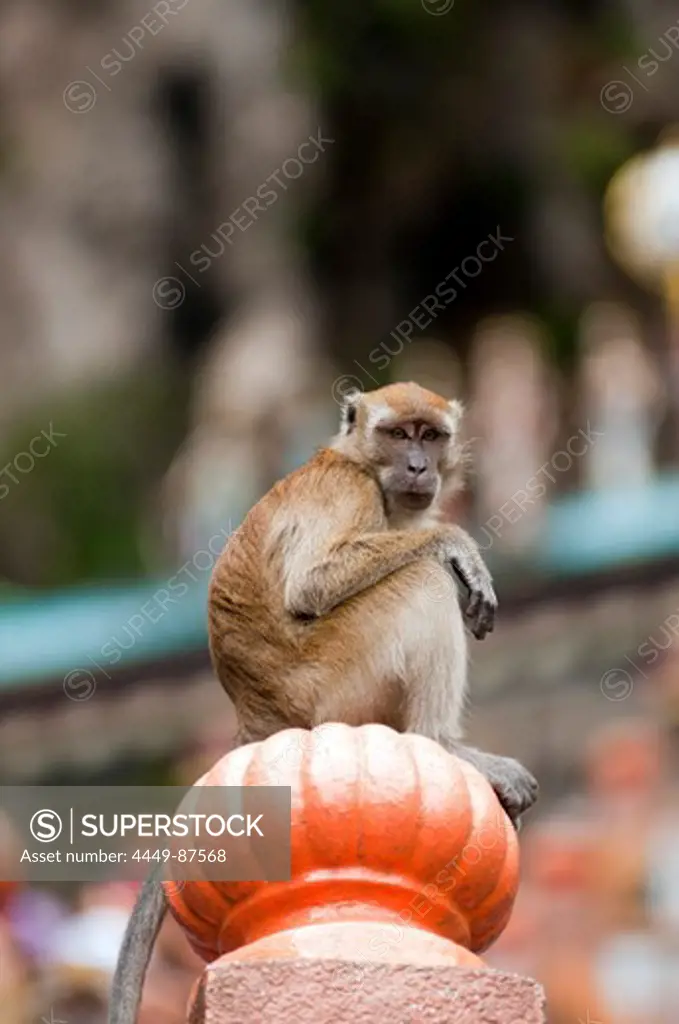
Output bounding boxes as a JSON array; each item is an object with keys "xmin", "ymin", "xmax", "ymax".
[
  {"xmin": 585, "ymin": 719, "xmax": 663, "ymax": 797},
  {"xmin": 524, "ymin": 818, "xmax": 597, "ymax": 892},
  {"xmin": 0, "ymin": 881, "xmax": 20, "ymax": 913}
]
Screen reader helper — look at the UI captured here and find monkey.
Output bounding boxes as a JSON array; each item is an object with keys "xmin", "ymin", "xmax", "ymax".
[
  {"xmin": 207, "ymin": 381, "xmax": 536, "ymax": 801},
  {"xmin": 110, "ymin": 381, "xmax": 538, "ymax": 1024}
]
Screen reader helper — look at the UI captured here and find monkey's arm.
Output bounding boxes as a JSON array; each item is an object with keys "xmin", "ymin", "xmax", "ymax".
[
  {"xmin": 109, "ymin": 869, "xmax": 167, "ymax": 1024},
  {"xmin": 285, "ymin": 523, "xmax": 496, "ymax": 638}
]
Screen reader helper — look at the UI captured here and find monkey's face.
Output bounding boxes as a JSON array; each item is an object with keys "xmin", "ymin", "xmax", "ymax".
[
  {"xmin": 372, "ymin": 420, "xmax": 451, "ymax": 512},
  {"xmin": 334, "ymin": 382, "xmax": 465, "ymax": 515}
]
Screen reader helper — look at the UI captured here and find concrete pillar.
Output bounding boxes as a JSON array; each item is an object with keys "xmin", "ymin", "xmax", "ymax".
[{"xmin": 164, "ymin": 724, "xmax": 547, "ymax": 1023}]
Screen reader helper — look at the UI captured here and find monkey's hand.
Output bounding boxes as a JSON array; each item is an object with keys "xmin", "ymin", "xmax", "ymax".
[{"xmin": 439, "ymin": 528, "xmax": 497, "ymax": 640}]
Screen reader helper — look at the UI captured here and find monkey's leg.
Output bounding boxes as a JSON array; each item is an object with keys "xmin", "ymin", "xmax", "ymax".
[
  {"xmin": 108, "ymin": 866, "xmax": 167, "ymax": 1024},
  {"xmin": 390, "ymin": 562, "xmax": 538, "ymax": 822},
  {"xmin": 296, "ymin": 558, "xmax": 461, "ymax": 731},
  {"xmin": 302, "ymin": 559, "xmax": 537, "ymax": 821},
  {"xmin": 294, "ymin": 557, "xmax": 467, "ymax": 738}
]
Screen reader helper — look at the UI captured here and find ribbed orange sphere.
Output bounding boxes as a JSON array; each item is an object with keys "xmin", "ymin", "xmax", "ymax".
[{"xmin": 163, "ymin": 724, "xmax": 519, "ymax": 967}]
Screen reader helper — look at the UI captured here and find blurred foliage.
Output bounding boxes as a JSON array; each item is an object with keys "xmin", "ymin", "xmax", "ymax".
[
  {"xmin": 291, "ymin": 0, "xmax": 661, "ymax": 380},
  {"xmin": 1, "ymin": 0, "xmax": 672, "ymax": 590},
  {"xmin": 0, "ymin": 360, "xmax": 191, "ymax": 587},
  {"xmin": 294, "ymin": 0, "xmax": 467, "ymax": 100},
  {"xmin": 559, "ymin": 118, "xmax": 635, "ymax": 191}
]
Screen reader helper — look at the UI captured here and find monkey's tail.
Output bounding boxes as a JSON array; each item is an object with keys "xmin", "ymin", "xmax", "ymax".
[{"xmin": 108, "ymin": 867, "xmax": 167, "ymax": 1024}]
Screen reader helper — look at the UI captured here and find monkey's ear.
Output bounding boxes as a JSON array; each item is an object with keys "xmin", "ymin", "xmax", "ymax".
[
  {"xmin": 447, "ymin": 399, "xmax": 464, "ymax": 425},
  {"xmin": 339, "ymin": 388, "xmax": 362, "ymax": 434}
]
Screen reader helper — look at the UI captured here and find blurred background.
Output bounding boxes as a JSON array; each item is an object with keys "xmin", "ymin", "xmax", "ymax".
[{"xmin": 2, "ymin": 0, "xmax": 679, "ymax": 1021}]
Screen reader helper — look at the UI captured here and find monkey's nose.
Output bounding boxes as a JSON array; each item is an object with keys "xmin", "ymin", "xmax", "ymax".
[{"xmin": 408, "ymin": 463, "xmax": 427, "ymax": 477}]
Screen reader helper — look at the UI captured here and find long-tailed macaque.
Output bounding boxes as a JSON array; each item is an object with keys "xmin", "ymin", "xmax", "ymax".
[{"xmin": 110, "ymin": 382, "xmax": 538, "ymax": 1024}]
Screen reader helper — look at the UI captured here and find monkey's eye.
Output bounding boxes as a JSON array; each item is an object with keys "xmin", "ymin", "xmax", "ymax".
[
  {"xmin": 390, "ymin": 427, "xmax": 408, "ymax": 440},
  {"xmin": 421, "ymin": 428, "xmax": 440, "ymax": 442}
]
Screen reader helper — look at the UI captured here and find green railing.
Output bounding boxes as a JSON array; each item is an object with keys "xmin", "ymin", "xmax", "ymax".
[{"xmin": 2, "ymin": 473, "xmax": 678, "ymax": 691}]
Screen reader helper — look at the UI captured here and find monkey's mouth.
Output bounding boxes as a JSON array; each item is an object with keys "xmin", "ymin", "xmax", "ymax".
[{"xmin": 398, "ymin": 490, "xmax": 435, "ymax": 510}]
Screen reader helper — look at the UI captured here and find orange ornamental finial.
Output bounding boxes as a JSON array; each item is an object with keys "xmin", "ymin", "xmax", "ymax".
[{"xmin": 163, "ymin": 723, "xmax": 520, "ymax": 971}]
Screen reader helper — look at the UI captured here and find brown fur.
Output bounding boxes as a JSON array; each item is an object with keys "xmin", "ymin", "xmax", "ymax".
[{"xmin": 208, "ymin": 382, "xmax": 494, "ymax": 747}]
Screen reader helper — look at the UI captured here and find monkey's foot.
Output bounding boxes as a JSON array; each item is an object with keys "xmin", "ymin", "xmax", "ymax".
[{"xmin": 454, "ymin": 746, "xmax": 539, "ymax": 826}]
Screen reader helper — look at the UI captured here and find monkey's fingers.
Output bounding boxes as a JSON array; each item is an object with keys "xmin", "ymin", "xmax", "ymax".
[
  {"xmin": 486, "ymin": 757, "xmax": 539, "ymax": 822},
  {"xmin": 455, "ymin": 747, "xmax": 538, "ymax": 824},
  {"xmin": 465, "ymin": 608, "xmax": 490, "ymax": 639},
  {"xmin": 475, "ymin": 594, "xmax": 497, "ymax": 639},
  {"xmin": 450, "ymin": 557, "xmax": 497, "ymax": 639},
  {"xmin": 461, "ymin": 583, "xmax": 496, "ymax": 640}
]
